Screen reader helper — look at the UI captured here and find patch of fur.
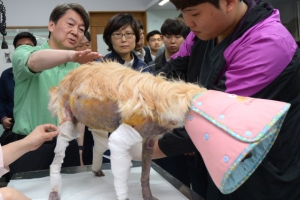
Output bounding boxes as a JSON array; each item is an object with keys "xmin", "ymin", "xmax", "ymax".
[{"xmin": 48, "ymin": 61, "xmax": 206, "ymax": 128}]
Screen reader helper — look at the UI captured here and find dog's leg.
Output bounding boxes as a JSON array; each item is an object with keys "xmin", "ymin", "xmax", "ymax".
[
  {"xmin": 132, "ymin": 119, "xmax": 169, "ymax": 200},
  {"xmin": 91, "ymin": 129, "xmax": 109, "ymax": 176},
  {"xmin": 49, "ymin": 106, "xmax": 80, "ymax": 200},
  {"xmin": 141, "ymin": 137, "xmax": 157, "ymax": 200},
  {"xmin": 108, "ymin": 123, "xmax": 143, "ymax": 200}
]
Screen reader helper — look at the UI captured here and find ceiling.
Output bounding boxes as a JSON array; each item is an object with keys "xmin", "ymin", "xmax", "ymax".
[{"xmin": 147, "ymin": 0, "xmax": 177, "ymax": 10}]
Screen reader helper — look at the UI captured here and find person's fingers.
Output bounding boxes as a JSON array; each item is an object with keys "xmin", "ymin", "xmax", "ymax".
[
  {"xmin": 92, "ymin": 53, "xmax": 102, "ymax": 60},
  {"xmin": 48, "ymin": 130, "xmax": 59, "ymax": 138},
  {"xmin": 78, "ymin": 49, "xmax": 92, "ymax": 57},
  {"xmin": 42, "ymin": 124, "xmax": 58, "ymax": 132},
  {"xmin": 43, "ymin": 124, "xmax": 59, "ymax": 140}
]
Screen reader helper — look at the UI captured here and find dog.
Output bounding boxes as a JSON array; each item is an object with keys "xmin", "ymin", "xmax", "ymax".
[{"xmin": 47, "ymin": 61, "xmax": 206, "ymax": 200}]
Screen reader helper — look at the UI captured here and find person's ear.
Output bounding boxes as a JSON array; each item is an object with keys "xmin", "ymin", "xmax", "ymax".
[
  {"xmin": 48, "ymin": 21, "xmax": 55, "ymax": 33},
  {"xmin": 223, "ymin": 0, "xmax": 237, "ymax": 13}
]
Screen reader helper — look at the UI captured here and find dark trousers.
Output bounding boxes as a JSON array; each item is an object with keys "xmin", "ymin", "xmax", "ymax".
[
  {"xmin": 82, "ymin": 127, "xmax": 94, "ymax": 165},
  {"xmin": 154, "ymin": 154, "xmax": 191, "ymax": 187},
  {"xmin": 7, "ymin": 134, "xmax": 80, "ymax": 181},
  {"xmin": 0, "ymin": 130, "xmax": 17, "ymax": 146}
]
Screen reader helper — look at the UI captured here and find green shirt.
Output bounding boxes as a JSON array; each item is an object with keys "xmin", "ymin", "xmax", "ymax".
[{"xmin": 12, "ymin": 42, "xmax": 79, "ymax": 135}]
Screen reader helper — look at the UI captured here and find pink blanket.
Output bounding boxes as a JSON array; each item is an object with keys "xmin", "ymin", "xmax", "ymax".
[{"xmin": 185, "ymin": 90, "xmax": 290, "ymax": 194}]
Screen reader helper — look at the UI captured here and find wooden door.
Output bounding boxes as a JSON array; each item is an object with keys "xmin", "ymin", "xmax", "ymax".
[{"xmin": 89, "ymin": 12, "xmax": 147, "ymax": 53}]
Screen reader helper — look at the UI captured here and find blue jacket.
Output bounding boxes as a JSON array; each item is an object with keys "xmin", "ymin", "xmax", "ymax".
[
  {"xmin": 0, "ymin": 67, "xmax": 14, "ymax": 122},
  {"xmin": 102, "ymin": 50, "xmax": 150, "ymax": 73}
]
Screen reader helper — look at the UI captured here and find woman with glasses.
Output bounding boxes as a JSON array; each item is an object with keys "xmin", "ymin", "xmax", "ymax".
[{"xmin": 102, "ymin": 13, "xmax": 149, "ymax": 72}]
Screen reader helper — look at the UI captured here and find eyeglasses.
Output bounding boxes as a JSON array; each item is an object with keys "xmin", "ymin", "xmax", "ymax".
[{"xmin": 112, "ymin": 32, "xmax": 135, "ymax": 39}]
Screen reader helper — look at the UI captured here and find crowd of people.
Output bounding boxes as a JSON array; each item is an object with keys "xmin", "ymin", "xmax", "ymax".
[{"xmin": 0, "ymin": 0, "xmax": 300, "ymax": 199}]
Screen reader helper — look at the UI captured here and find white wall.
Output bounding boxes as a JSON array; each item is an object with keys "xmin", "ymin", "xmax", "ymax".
[
  {"xmin": 5, "ymin": 0, "xmax": 150, "ymax": 26},
  {"xmin": 146, "ymin": 10, "xmax": 181, "ymax": 32}
]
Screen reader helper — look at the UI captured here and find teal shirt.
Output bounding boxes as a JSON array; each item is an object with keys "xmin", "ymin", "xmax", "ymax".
[{"xmin": 12, "ymin": 42, "xmax": 79, "ymax": 135}]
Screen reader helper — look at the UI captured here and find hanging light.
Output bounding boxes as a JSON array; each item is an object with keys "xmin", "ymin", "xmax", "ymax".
[
  {"xmin": 159, "ymin": 0, "xmax": 169, "ymax": 6},
  {"xmin": 1, "ymin": 35, "xmax": 7, "ymax": 49}
]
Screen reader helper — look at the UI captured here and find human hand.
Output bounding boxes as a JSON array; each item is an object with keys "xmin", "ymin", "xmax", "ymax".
[
  {"xmin": 0, "ymin": 187, "xmax": 30, "ymax": 200},
  {"xmin": 2, "ymin": 117, "xmax": 13, "ymax": 130},
  {"xmin": 23, "ymin": 124, "xmax": 59, "ymax": 151},
  {"xmin": 72, "ymin": 49, "xmax": 102, "ymax": 64}
]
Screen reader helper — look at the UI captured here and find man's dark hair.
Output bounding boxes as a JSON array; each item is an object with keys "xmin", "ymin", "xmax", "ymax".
[
  {"xmin": 13, "ymin": 32, "xmax": 37, "ymax": 48},
  {"xmin": 103, "ymin": 13, "xmax": 140, "ymax": 51},
  {"xmin": 181, "ymin": 26, "xmax": 191, "ymax": 39},
  {"xmin": 136, "ymin": 19, "xmax": 144, "ymax": 30},
  {"xmin": 170, "ymin": 0, "xmax": 242, "ymax": 9},
  {"xmin": 48, "ymin": 3, "xmax": 90, "ymax": 38},
  {"xmin": 146, "ymin": 30, "xmax": 161, "ymax": 42},
  {"xmin": 85, "ymin": 31, "xmax": 91, "ymax": 42},
  {"xmin": 170, "ymin": 0, "xmax": 220, "ymax": 9},
  {"xmin": 160, "ymin": 18, "xmax": 186, "ymax": 36}
]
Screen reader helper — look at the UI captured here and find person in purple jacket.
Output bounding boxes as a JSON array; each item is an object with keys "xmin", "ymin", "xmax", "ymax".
[{"xmin": 153, "ymin": 0, "xmax": 300, "ymax": 199}]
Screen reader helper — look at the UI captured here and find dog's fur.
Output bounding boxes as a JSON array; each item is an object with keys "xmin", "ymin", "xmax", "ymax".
[{"xmin": 48, "ymin": 61, "xmax": 206, "ymax": 200}]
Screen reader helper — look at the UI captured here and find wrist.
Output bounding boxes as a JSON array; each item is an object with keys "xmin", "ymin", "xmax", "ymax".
[
  {"xmin": 69, "ymin": 50, "xmax": 77, "ymax": 63},
  {"xmin": 18, "ymin": 139, "xmax": 32, "ymax": 154}
]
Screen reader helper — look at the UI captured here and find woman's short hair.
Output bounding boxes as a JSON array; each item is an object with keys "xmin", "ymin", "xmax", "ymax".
[{"xmin": 103, "ymin": 13, "xmax": 140, "ymax": 51}]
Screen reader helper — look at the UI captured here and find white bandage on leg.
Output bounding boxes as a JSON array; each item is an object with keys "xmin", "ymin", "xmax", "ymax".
[
  {"xmin": 129, "ymin": 141, "xmax": 142, "ymax": 161},
  {"xmin": 90, "ymin": 129, "xmax": 109, "ymax": 172},
  {"xmin": 50, "ymin": 121, "xmax": 80, "ymax": 195},
  {"xmin": 108, "ymin": 123, "xmax": 143, "ymax": 200},
  {"xmin": 49, "ymin": 164, "xmax": 62, "ymax": 194}
]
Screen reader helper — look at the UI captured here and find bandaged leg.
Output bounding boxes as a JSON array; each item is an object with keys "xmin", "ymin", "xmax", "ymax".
[
  {"xmin": 49, "ymin": 121, "xmax": 80, "ymax": 196},
  {"xmin": 129, "ymin": 140, "xmax": 142, "ymax": 161},
  {"xmin": 108, "ymin": 123, "xmax": 143, "ymax": 200},
  {"xmin": 91, "ymin": 129, "xmax": 109, "ymax": 176}
]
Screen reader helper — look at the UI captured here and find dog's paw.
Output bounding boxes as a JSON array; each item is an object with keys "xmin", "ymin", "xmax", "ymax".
[
  {"xmin": 48, "ymin": 191, "xmax": 60, "ymax": 200},
  {"xmin": 93, "ymin": 170, "xmax": 105, "ymax": 177}
]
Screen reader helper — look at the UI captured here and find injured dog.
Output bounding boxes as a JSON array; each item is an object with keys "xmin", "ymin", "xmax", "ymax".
[{"xmin": 47, "ymin": 61, "xmax": 206, "ymax": 200}]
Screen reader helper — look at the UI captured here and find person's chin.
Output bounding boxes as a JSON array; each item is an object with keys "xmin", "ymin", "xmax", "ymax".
[
  {"xmin": 117, "ymin": 50, "xmax": 131, "ymax": 55},
  {"xmin": 195, "ymin": 33, "xmax": 213, "ymax": 41},
  {"xmin": 63, "ymin": 43, "xmax": 77, "ymax": 50}
]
